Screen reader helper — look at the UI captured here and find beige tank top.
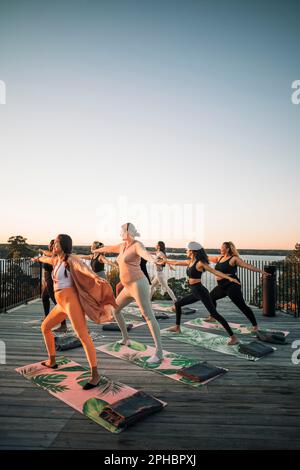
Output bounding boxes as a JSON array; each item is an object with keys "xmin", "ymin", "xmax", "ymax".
[{"xmin": 117, "ymin": 241, "xmax": 144, "ymax": 285}]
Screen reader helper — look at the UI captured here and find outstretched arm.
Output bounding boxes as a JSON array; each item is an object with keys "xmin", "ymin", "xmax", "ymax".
[
  {"xmin": 70, "ymin": 256, "xmax": 106, "ymax": 282},
  {"xmin": 38, "ymin": 249, "xmax": 52, "ymax": 257},
  {"xmin": 74, "ymin": 254, "xmax": 93, "ymax": 260},
  {"xmin": 164, "ymin": 258, "xmax": 189, "ymax": 267},
  {"xmin": 93, "ymin": 245, "xmax": 121, "ymax": 254},
  {"xmin": 203, "ymin": 263, "xmax": 240, "ymax": 284},
  {"xmin": 208, "ymin": 255, "xmax": 220, "ymax": 263},
  {"xmin": 135, "ymin": 242, "xmax": 158, "ymax": 263},
  {"xmin": 100, "ymin": 255, "xmax": 118, "ymax": 267},
  {"xmin": 236, "ymin": 257, "xmax": 270, "ymax": 275},
  {"xmin": 32, "ymin": 256, "xmax": 54, "ymax": 266}
]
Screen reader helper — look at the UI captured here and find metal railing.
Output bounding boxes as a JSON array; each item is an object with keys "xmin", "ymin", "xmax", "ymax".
[
  {"xmin": 1, "ymin": 257, "xmax": 299, "ymax": 317},
  {"xmin": 0, "ymin": 258, "xmax": 42, "ymax": 312},
  {"xmin": 108, "ymin": 259, "xmax": 300, "ymax": 317}
]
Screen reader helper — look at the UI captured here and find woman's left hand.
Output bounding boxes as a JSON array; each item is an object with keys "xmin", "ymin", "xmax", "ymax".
[{"xmin": 262, "ymin": 271, "xmax": 271, "ymax": 277}]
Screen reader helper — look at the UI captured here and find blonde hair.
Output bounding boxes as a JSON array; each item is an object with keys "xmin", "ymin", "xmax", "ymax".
[{"xmin": 223, "ymin": 241, "xmax": 239, "ymax": 257}]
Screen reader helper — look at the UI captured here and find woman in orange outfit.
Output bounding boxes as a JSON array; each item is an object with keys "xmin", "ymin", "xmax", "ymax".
[{"xmin": 32, "ymin": 234, "xmax": 117, "ymax": 390}]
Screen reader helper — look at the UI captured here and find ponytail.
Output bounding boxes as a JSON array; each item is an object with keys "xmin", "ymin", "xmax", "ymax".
[{"xmin": 64, "ymin": 253, "xmax": 70, "ymax": 277}]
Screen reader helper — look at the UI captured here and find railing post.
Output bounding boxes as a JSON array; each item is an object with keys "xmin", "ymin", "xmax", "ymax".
[{"xmin": 263, "ymin": 265, "xmax": 276, "ymax": 317}]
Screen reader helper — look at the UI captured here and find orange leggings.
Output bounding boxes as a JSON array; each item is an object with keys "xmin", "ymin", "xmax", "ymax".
[{"xmin": 41, "ymin": 287, "xmax": 97, "ymax": 368}]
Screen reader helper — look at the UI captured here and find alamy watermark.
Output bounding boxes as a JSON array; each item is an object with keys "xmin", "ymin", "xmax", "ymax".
[
  {"xmin": 96, "ymin": 196, "xmax": 205, "ymax": 245},
  {"xmin": 291, "ymin": 80, "xmax": 300, "ymax": 104},
  {"xmin": 291, "ymin": 340, "xmax": 300, "ymax": 365},
  {"xmin": 0, "ymin": 340, "xmax": 6, "ymax": 364},
  {"xmin": 0, "ymin": 80, "xmax": 6, "ymax": 104}
]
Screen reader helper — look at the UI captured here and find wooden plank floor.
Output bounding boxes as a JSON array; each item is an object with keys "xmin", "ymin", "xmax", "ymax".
[{"xmin": 0, "ymin": 298, "xmax": 300, "ymax": 450}]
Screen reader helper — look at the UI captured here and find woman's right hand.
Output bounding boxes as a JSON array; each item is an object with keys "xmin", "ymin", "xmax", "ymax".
[{"xmin": 230, "ymin": 277, "xmax": 240, "ymax": 285}]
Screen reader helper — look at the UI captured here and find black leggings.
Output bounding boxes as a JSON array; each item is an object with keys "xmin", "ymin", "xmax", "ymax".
[
  {"xmin": 210, "ymin": 282, "xmax": 257, "ymax": 327},
  {"xmin": 175, "ymin": 283, "xmax": 234, "ymax": 337},
  {"xmin": 41, "ymin": 281, "xmax": 56, "ymax": 316}
]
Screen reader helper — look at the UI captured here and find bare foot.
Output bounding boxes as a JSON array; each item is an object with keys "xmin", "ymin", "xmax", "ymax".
[
  {"xmin": 116, "ymin": 338, "xmax": 131, "ymax": 346},
  {"xmin": 41, "ymin": 360, "xmax": 57, "ymax": 369},
  {"xmin": 252, "ymin": 326, "xmax": 259, "ymax": 333},
  {"xmin": 146, "ymin": 354, "xmax": 162, "ymax": 364},
  {"xmin": 167, "ymin": 325, "xmax": 181, "ymax": 334},
  {"xmin": 227, "ymin": 335, "xmax": 239, "ymax": 346},
  {"xmin": 204, "ymin": 316, "xmax": 217, "ymax": 323}
]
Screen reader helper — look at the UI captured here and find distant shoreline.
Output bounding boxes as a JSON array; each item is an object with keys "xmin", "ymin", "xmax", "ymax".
[{"xmin": 0, "ymin": 243, "xmax": 292, "ymax": 258}]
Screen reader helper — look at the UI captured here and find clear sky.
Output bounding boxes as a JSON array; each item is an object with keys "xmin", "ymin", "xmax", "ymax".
[{"xmin": 0, "ymin": 0, "xmax": 299, "ymax": 249}]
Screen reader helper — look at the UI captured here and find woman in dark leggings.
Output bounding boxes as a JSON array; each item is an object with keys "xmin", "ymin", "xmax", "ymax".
[
  {"xmin": 207, "ymin": 241, "xmax": 269, "ymax": 332},
  {"xmin": 163, "ymin": 242, "xmax": 240, "ymax": 345}
]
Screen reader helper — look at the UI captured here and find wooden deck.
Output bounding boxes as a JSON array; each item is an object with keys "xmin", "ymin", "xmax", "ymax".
[{"xmin": 0, "ymin": 298, "xmax": 300, "ymax": 450}]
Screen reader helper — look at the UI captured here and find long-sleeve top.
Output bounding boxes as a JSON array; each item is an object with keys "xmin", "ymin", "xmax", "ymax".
[{"xmin": 117, "ymin": 241, "xmax": 156, "ymax": 285}]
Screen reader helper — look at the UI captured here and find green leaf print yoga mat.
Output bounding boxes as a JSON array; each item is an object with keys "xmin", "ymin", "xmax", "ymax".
[
  {"xmin": 160, "ymin": 326, "xmax": 276, "ymax": 361},
  {"xmin": 97, "ymin": 341, "xmax": 227, "ymax": 388},
  {"xmin": 185, "ymin": 318, "xmax": 289, "ymax": 338},
  {"xmin": 16, "ymin": 356, "xmax": 166, "ymax": 433}
]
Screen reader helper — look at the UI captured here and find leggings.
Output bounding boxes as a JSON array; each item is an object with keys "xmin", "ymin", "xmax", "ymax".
[
  {"xmin": 150, "ymin": 271, "xmax": 177, "ymax": 303},
  {"xmin": 41, "ymin": 281, "xmax": 56, "ymax": 316},
  {"xmin": 41, "ymin": 287, "xmax": 97, "ymax": 368},
  {"xmin": 113, "ymin": 276, "xmax": 163, "ymax": 358},
  {"xmin": 210, "ymin": 282, "xmax": 257, "ymax": 327},
  {"xmin": 175, "ymin": 283, "xmax": 234, "ymax": 336}
]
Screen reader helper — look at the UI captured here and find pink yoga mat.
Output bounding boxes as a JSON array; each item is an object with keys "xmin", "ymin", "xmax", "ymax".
[{"xmin": 16, "ymin": 356, "xmax": 166, "ymax": 433}]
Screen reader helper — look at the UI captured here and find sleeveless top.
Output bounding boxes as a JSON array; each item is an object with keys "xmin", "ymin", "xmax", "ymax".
[
  {"xmin": 215, "ymin": 256, "xmax": 238, "ymax": 277},
  {"xmin": 91, "ymin": 254, "xmax": 105, "ymax": 273},
  {"xmin": 117, "ymin": 241, "xmax": 144, "ymax": 285},
  {"xmin": 215, "ymin": 256, "xmax": 239, "ymax": 286},
  {"xmin": 52, "ymin": 261, "xmax": 74, "ymax": 291},
  {"xmin": 186, "ymin": 261, "xmax": 203, "ymax": 279},
  {"xmin": 155, "ymin": 251, "xmax": 166, "ymax": 273}
]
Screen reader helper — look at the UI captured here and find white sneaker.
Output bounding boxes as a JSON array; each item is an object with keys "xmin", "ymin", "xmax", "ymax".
[{"xmin": 146, "ymin": 354, "xmax": 163, "ymax": 364}]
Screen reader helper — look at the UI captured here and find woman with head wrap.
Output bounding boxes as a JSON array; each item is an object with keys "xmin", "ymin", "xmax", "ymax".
[{"xmin": 93, "ymin": 223, "xmax": 163, "ymax": 364}]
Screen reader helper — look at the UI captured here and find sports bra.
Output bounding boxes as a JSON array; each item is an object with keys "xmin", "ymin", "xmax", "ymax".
[
  {"xmin": 91, "ymin": 254, "xmax": 105, "ymax": 273},
  {"xmin": 215, "ymin": 256, "xmax": 238, "ymax": 278},
  {"xmin": 186, "ymin": 261, "xmax": 204, "ymax": 279}
]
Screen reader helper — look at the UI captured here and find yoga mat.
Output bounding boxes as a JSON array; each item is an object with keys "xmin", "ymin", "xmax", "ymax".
[
  {"xmin": 16, "ymin": 356, "xmax": 166, "ymax": 433},
  {"xmin": 123, "ymin": 305, "xmax": 169, "ymax": 320},
  {"xmin": 97, "ymin": 341, "xmax": 227, "ymax": 388},
  {"xmin": 160, "ymin": 326, "xmax": 276, "ymax": 361},
  {"xmin": 151, "ymin": 303, "xmax": 196, "ymax": 315},
  {"xmin": 24, "ymin": 322, "xmax": 104, "ymax": 342},
  {"xmin": 185, "ymin": 318, "xmax": 290, "ymax": 337},
  {"xmin": 102, "ymin": 320, "xmax": 145, "ymax": 331}
]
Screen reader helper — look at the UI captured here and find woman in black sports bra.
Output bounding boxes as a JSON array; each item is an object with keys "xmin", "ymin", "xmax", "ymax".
[
  {"xmin": 207, "ymin": 241, "xmax": 270, "ymax": 331},
  {"xmin": 162, "ymin": 241, "xmax": 240, "ymax": 345},
  {"xmin": 77, "ymin": 241, "xmax": 117, "ymax": 279}
]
